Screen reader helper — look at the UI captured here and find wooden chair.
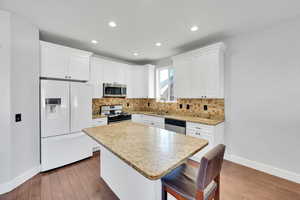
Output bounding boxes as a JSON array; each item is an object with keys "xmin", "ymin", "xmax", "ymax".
[{"xmin": 161, "ymin": 144, "xmax": 226, "ymax": 200}]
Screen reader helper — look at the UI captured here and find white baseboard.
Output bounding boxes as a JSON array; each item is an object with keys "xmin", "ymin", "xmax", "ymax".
[
  {"xmin": 0, "ymin": 165, "xmax": 40, "ymax": 195},
  {"xmin": 225, "ymin": 154, "xmax": 300, "ymax": 184}
]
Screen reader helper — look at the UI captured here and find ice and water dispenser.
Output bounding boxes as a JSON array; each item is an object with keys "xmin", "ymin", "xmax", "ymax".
[{"xmin": 45, "ymin": 98, "xmax": 62, "ymax": 115}]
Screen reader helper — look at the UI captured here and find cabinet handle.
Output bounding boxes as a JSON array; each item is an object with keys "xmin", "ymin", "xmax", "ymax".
[
  {"xmin": 195, "ymin": 132, "xmax": 201, "ymax": 136},
  {"xmin": 195, "ymin": 127, "xmax": 202, "ymax": 130},
  {"xmin": 65, "ymin": 75, "xmax": 68, "ymax": 79}
]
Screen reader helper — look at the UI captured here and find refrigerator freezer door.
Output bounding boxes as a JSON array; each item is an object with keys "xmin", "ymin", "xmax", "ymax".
[
  {"xmin": 41, "ymin": 132, "xmax": 93, "ymax": 171},
  {"xmin": 41, "ymin": 80, "xmax": 70, "ymax": 138},
  {"xmin": 70, "ymin": 82, "xmax": 93, "ymax": 133}
]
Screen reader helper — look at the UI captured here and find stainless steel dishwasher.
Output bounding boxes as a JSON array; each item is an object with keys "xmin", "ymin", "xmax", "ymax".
[{"xmin": 164, "ymin": 118, "xmax": 186, "ymax": 135}]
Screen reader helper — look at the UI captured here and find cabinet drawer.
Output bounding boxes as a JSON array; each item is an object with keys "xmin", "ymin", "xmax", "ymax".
[{"xmin": 186, "ymin": 122, "xmax": 214, "ymax": 133}]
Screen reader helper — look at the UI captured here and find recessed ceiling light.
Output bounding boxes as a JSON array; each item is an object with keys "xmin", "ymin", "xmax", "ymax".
[
  {"xmin": 190, "ymin": 25, "xmax": 199, "ymax": 32},
  {"xmin": 108, "ymin": 21, "xmax": 117, "ymax": 27},
  {"xmin": 155, "ymin": 42, "xmax": 162, "ymax": 47},
  {"xmin": 133, "ymin": 52, "xmax": 139, "ymax": 56},
  {"xmin": 91, "ymin": 40, "xmax": 98, "ymax": 44}
]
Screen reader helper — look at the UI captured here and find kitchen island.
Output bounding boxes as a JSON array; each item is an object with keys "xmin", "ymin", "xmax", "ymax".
[{"xmin": 83, "ymin": 121, "xmax": 208, "ymax": 200}]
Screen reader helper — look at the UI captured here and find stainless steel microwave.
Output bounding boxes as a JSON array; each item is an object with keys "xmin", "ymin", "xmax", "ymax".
[{"xmin": 103, "ymin": 83, "xmax": 127, "ymax": 98}]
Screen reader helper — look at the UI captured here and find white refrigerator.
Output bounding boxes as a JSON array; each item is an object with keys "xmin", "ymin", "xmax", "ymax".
[{"xmin": 40, "ymin": 80, "xmax": 94, "ymax": 171}]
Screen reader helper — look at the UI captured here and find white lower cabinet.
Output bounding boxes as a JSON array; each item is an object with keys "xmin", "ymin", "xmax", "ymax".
[{"xmin": 186, "ymin": 122, "xmax": 224, "ymax": 162}]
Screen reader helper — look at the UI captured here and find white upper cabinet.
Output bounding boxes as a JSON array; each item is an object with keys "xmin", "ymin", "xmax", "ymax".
[
  {"xmin": 40, "ymin": 42, "xmax": 69, "ymax": 79},
  {"xmin": 173, "ymin": 42, "xmax": 225, "ymax": 98},
  {"xmin": 40, "ymin": 41, "xmax": 92, "ymax": 81}
]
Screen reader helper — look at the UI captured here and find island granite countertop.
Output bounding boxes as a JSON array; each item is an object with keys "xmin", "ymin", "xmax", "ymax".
[{"xmin": 83, "ymin": 121, "xmax": 208, "ymax": 180}]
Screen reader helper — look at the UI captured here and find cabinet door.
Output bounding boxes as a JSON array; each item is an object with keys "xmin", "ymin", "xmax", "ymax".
[
  {"xmin": 186, "ymin": 128, "xmax": 213, "ymax": 161},
  {"xmin": 124, "ymin": 65, "xmax": 134, "ymax": 98},
  {"xmin": 90, "ymin": 57, "xmax": 104, "ymax": 98},
  {"xmin": 147, "ymin": 65, "xmax": 155, "ymax": 98},
  {"xmin": 40, "ymin": 42, "xmax": 69, "ymax": 79},
  {"xmin": 115, "ymin": 63, "xmax": 127, "ymax": 84},
  {"xmin": 102, "ymin": 60, "xmax": 116, "ymax": 83},
  {"xmin": 68, "ymin": 53, "xmax": 90, "ymax": 81},
  {"xmin": 131, "ymin": 65, "xmax": 148, "ymax": 98},
  {"xmin": 189, "ymin": 57, "xmax": 207, "ymax": 98},
  {"xmin": 173, "ymin": 59, "xmax": 191, "ymax": 98},
  {"xmin": 196, "ymin": 52, "xmax": 220, "ymax": 98}
]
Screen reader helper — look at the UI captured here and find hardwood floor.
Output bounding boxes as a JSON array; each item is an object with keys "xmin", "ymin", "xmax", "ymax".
[{"xmin": 1, "ymin": 152, "xmax": 300, "ymax": 200}]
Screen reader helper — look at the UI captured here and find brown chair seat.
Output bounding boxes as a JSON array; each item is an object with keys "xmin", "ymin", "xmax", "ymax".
[{"xmin": 162, "ymin": 163, "xmax": 217, "ymax": 200}]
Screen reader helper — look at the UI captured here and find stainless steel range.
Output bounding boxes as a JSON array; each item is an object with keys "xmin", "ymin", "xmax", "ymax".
[{"xmin": 100, "ymin": 105, "xmax": 131, "ymax": 123}]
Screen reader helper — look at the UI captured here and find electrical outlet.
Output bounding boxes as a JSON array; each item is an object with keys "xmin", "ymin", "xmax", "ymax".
[
  {"xmin": 179, "ymin": 104, "xmax": 183, "ymax": 109},
  {"xmin": 204, "ymin": 105, "xmax": 208, "ymax": 111},
  {"xmin": 186, "ymin": 104, "xmax": 190, "ymax": 110},
  {"xmin": 148, "ymin": 102, "xmax": 150, "ymax": 107},
  {"xmin": 15, "ymin": 113, "xmax": 22, "ymax": 122}
]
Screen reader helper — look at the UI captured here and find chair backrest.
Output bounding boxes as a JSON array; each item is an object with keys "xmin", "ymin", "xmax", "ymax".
[{"xmin": 197, "ymin": 144, "xmax": 226, "ymax": 190}]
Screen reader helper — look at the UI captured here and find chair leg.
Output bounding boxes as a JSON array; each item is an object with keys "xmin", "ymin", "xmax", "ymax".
[
  {"xmin": 214, "ymin": 174, "xmax": 220, "ymax": 200},
  {"xmin": 162, "ymin": 185, "xmax": 168, "ymax": 200}
]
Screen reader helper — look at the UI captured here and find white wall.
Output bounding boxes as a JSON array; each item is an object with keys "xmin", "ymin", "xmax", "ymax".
[
  {"xmin": 0, "ymin": 10, "xmax": 12, "ymax": 185},
  {"xmin": 0, "ymin": 10, "xmax": 40, "ymax": 194},
  {"xmin": 224, "ymin": 17, "xmax": 300, "ymax": 174},
  {"xmin": 10, "ymin": 13, "xmax": 40, "ymax": 179}
]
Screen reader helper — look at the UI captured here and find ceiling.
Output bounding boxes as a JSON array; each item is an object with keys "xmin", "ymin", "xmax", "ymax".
[{"xmin": 1, "ymin": 0, "xmax": 300, "ymax": 64}]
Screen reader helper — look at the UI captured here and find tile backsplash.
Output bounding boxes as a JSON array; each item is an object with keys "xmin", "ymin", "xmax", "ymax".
[{"xmin": 92, "ymin": 98, "xmax": 224, "ymax": 120}]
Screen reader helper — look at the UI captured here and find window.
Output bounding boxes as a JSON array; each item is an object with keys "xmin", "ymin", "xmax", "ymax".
[{"xmin": 156, "ymin": 66, "xmax": 175, "ymax": 102}]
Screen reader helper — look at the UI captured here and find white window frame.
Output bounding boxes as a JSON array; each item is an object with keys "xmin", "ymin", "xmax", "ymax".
[{"xmin": 155, "ymin": 66, "xmax": 176, "ymax": 102}]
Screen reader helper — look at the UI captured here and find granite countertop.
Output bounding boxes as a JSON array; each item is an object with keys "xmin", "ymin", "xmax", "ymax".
[
  {"xmin": 128, "ymin": 111, "xmax": 224, "ymax": 126},
  {"xmin": 83, "ymin": 121, "xmax": 208, "ymax": 180}
]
